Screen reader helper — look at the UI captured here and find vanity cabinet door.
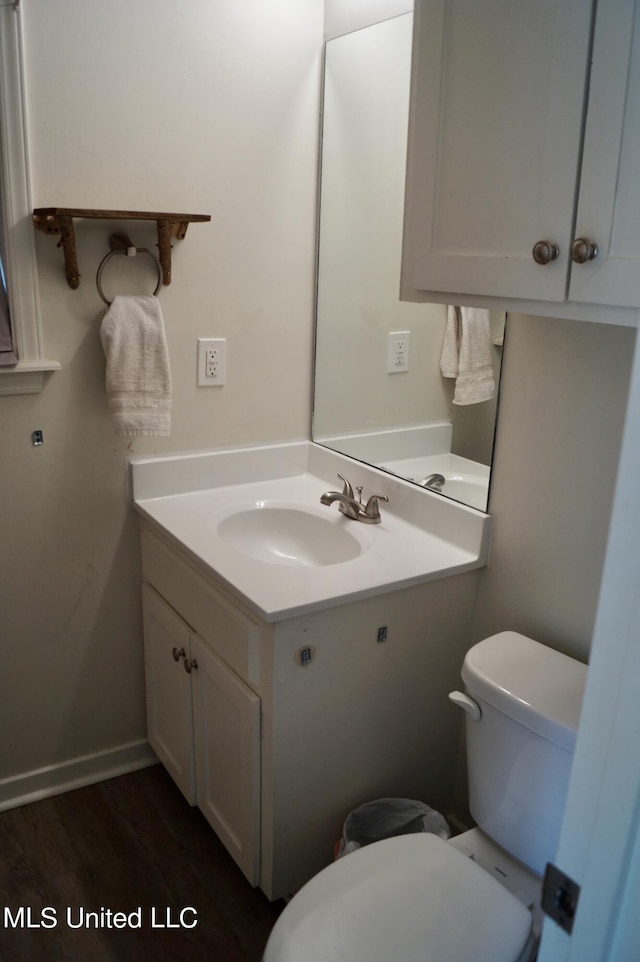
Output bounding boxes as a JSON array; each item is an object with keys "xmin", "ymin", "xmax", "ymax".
[
  {"xmin": 142, "ymin": 584, "xmax": 196, "ymax": 805},
  {"xmin": 190, "ymin": 634, "xmax": 261, "ymax": 887},
  {"xmin": 402, "ymin": 0, "xmax": 593, "ymax": 302},
  {"xmin": 568, "ymin": 0, "xmax": 640, "ymax": 307}
]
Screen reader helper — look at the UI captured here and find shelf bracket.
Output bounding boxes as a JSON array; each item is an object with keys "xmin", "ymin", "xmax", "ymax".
[
  {"xmin": 56, "ymin": 215, "xmax": 80, "ymax": 289},
  {"xmin": 156, "ymin": 218, "xmax": 192, "ymax": 286},
  {"xmin": 33, "ymin": 210, "xmax": 81, "ymax": 288}
]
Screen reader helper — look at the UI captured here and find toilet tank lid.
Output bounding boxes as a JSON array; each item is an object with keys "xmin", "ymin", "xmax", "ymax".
[{"xmin": 461, "ymin": 632, "xmax": 588, "ymax": 751}]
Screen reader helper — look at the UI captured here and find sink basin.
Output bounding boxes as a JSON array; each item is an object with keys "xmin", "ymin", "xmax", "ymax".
[
  {"xmin": 217, "ymin": 503, "xmax": 369, "ymax": 567},
  {"xmin": 132, "ymin": 442, "xmax": 492, "ymax": 619}
]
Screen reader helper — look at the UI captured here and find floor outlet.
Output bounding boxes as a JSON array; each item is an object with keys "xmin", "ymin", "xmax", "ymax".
[
  {"xmin": 387, "ymin": 330, "xmax": 410, "ymax": 373},
  {"xmin": 197, "ymin": 338, "xmax": 226, "ymax": 386}
]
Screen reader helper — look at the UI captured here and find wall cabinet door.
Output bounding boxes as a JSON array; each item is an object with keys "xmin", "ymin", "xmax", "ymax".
[
  {"xmin": 142, "ymin": 584, "xmax": 196, "ymax": 805},
  {"xmin": 402, "ymin": 0, "xmax": 594, "ymax": 302},
  {"xmin": 568, "ymin": 0, "xmax": 640, "ymax": 307},
  {"xmin": 190, "ymin": 634, "xmax": 261, "ymax": 887}
]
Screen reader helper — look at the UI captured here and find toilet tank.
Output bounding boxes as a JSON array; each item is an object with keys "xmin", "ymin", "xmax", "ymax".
[{"xmin": 460, "ymin": 631, "xmax": 587, "ymax": 876}]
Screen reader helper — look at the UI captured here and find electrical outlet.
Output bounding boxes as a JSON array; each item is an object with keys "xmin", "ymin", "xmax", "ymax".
[
  {"xmin": 387, "ymin": 330, "xmax": 410, "ymax": 373},
  {"xmin": 197, "ymin": 338, "xmax": 226, "ymax": 386},
  {"xmin": 206, "ymin": 348, "xmax": 219, "ymax": 377}
]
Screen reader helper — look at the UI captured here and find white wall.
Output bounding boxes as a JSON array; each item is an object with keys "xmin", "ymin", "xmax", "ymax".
[
  {"xmin": 1, "ymin": 0, "xmax": 322, "ymax": 793},
  {"xmin": 473, "ymin": 314, "xmax": 636, "ymax": 661}
]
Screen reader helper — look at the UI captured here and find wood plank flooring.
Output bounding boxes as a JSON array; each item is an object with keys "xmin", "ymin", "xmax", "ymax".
[{"xmin": 0, "ymin": 765, "xmax": 285, "ymax": 962}]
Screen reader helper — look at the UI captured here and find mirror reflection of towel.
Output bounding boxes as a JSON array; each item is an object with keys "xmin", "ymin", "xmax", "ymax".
[{"xmin": 440, "ymin": 306, "xmax": 495, "ymax": 405}]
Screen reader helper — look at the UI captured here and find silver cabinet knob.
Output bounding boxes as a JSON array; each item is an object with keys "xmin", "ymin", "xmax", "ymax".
[
  {"xmin": 532, "ymin": 240, "xmax": 560, "ymax": 265},
  {"xmin": 172, "ymin": 646, "xmax": 186, "ymax": 662},
  {"xmin": 571, "ymin": 237, "xmax": 598, "ymax": 263}
]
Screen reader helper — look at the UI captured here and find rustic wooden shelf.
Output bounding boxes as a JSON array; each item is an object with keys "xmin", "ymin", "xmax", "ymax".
[{"xmin": 33, "ymin": 208, "xmax": 211, "ymax": 290}]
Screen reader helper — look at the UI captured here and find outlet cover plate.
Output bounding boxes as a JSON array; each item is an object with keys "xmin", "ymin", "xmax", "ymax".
[
  {"xmin": 197, "ymin": 337, "xmax": 226, "ymax": 387},
  {"xmin": 387, "ymin": 330, "xmax": 410, "ymax": 373}
]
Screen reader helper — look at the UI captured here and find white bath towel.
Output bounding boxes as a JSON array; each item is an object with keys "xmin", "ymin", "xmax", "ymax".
[
  {"xmin": 440, "ymin": 306, "xmax": 495, "ymax": 405},
  {"xmin": 100, "ymin": 295, "xmax": 172, "ymax": 436}
]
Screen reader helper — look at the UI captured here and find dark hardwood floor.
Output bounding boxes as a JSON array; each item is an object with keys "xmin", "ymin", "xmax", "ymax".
[{"xmin": 0, "ymin": 765, "xmax": 285, "ymax": 962}]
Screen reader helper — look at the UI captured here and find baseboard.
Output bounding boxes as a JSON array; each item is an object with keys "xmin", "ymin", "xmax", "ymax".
[{"xmin": 0, "ymin": 739, "xmax": 159, "ymax": 812}]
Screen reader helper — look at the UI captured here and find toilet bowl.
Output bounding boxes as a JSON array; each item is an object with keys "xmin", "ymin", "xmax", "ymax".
[{"xmin": 263, "ymin": 632, "xmax": 587, "ymax": 962}]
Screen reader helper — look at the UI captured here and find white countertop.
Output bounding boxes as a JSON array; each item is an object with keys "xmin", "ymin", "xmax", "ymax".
[{"xmin": 131, "ymin": 442, "xmax": 491, "ymax": 622}]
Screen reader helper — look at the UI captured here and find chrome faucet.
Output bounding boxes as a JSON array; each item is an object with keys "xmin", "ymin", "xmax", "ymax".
[{"xmin": 320, "ymin": 473, "xmax": 389, "ymax": 524}]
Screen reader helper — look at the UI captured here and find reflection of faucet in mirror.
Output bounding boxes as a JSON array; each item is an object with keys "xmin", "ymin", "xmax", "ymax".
[
  {"xmin": 311, "ymin": 13, "xmax": 505, "ymax": 513},
  {"xmin": 320, "ymin": 473, "xmax": 389, "ymax": 524},
  {"xmin": 420, "ymin": 473, "xmax": 445, "ymax": 493}
]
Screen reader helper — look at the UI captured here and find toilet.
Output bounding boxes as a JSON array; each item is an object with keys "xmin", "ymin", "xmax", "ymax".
[{"xmin": 263, "ymin": 631, "xmax": 587, "ymax": 962}]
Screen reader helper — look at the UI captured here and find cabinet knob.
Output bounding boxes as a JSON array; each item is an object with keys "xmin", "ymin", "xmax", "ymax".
[
  {"xmin": 571, "ymin": 237, "xmax": 598, "ymax": 263},
  {"xmin": 172, "ymin": 646, "xmax": 186, "ymax": 662},
  {"xmin": 184, "ymin": 657, "xmax": 198, "ymax": 673},
  {"xmin": 532, "ymin": 240, "xmax": 560, "ymax": 265}
]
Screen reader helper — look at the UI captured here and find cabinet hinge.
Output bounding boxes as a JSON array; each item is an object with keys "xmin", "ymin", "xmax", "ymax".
[{"xmin": 542, "ymin": 862, "xmax": 581, "ymax": 934}]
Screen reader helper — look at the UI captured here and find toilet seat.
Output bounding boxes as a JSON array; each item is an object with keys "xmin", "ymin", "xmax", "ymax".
[{"xmin": 263, "ymin": 833, "xmax": 535, "ymax": 962}]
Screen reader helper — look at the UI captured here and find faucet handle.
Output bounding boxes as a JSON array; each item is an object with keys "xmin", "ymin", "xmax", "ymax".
[
  {"xmin": 337, "ymin": 472, "xmax": 354, "ymax": 498},
  {"xmin": 362, "ymin": 493, "xmax": 389, "ymax": 522}
]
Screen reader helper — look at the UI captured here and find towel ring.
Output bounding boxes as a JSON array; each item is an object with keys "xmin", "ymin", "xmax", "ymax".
[{"xmin": 96, "ymin": 247, "xmax": 162, "ymax": 306}]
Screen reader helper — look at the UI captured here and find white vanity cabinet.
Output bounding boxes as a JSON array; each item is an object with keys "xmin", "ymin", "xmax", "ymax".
[
  {"xmin": 401, "ymin": 0, "xmax": 640, "ymax": 318},
  {"xmin": 138, "ymin": 519, "xmax": 478, "ymax": 901}
]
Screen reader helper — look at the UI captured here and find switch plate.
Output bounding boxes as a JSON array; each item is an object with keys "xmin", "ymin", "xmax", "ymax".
[
  {"xmin": 387, "ymin": 330, "xmax": 410, "ymax": 373},
  {"xmin": 197, "ymin": 338, "xmax": 226, "ymax": 386}
]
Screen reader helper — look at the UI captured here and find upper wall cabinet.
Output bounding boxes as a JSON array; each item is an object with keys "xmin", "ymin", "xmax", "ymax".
[{"xmin": 401, "ymin": 0, "xmax": 640, "ymax": 323}]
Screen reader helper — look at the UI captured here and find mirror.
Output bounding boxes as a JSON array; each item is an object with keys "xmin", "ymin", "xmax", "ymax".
[{"xmin": 312, "ymin": 13, "xmax": 505, "ymax": 512}]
